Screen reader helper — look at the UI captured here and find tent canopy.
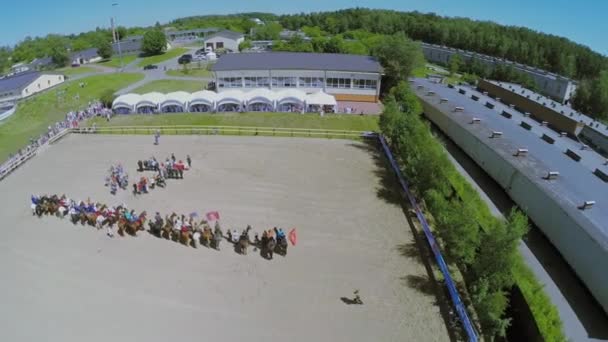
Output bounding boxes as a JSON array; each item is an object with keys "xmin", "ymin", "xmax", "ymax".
[
  {"xmin": 305, "ymin": 91, "xmax": 337, "ymax": 106},
  {"xmin": 217, "ymin": 90, "xmax": 245, "ymax": 106},
  {"xmin": 244, "ymin": 88, "xmax": 276, "ymax": 105},
  {"xmin": 112, "ymin": 93, "xmax": 142, "ymax": 109},
  {"xmin": 136, "ymin": 92, "xmax": 166, "ymax": 109},
  {"xmin": 161, "ymin": 91, "xmax": 190, "ymax": 108},
  {"xmin": 276, "ymin": 89, "xmax": 306, "ymax": 105},
  {"xmin": 189, "ymin": 90, "xmax": 218, "ymax": 107}
]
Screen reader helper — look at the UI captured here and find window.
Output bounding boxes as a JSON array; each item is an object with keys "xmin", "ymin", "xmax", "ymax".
[
  {"xmin": 272, "ymin": 77, "xmax": 297, "ymax": 88},
  {"xmin": 299, "ymin": 77, "xmax": 324, "ymax": 88},
  {"xmin": 326, "ymin": 78, "xmax": 351, "ymax": 89},
  {"xmin": 353, "ymin": 79, "xmax": 377, "ymax": 89},
  {"xmin": 48, "ymin": 80, "xmax": 51, "ymax": 85},
  {"xmin": 244, "ymin": 77, "xmax": 270, "ymax": 87},
  {"xmin": 216, "ymin": 42, "xmax": 224, "ymax": 49},
  {"xmin": 218, "ymin": 77, "xmax": 242, "ymax": 88}
]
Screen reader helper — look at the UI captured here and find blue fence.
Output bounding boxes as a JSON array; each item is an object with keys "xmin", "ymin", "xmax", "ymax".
[{"xmin": 378, "ymin": 135, "xmax": 478, "ymax": 342}]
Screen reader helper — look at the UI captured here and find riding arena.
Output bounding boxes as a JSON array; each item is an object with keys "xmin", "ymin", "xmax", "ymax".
[{"xmin": 0, "ymin": 133, "xmax": 451, "ymax": 341}]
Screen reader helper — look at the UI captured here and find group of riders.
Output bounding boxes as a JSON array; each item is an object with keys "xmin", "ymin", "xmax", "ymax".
[
  {"xmin": 30, "ymin": 194, "xmax": 289, "ymax": 259},
  {"xmin": 104, "ymin": 164, "xmax": 129, "ymax": 195},
  {"xmin": 137, "ymin": 153, "xmax": 191, "ymax": 180}
]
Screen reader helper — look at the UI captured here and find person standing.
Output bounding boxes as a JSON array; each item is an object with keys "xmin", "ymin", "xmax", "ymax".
[
  {"xmin": 186, "ymin": 155, "xmax": 191, "ymax": 168},
  {"xmin": 154, "ymin": 129, "xmax": 160, "ymax": 145}
]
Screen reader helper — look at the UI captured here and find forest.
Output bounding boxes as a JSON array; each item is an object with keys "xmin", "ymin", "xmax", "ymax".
[{"xmin": 1, "ymin": 9, "xmax": 606, "ymax": 120}]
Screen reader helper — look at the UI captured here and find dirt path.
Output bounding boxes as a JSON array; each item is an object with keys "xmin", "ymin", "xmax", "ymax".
[{"xmin": 0, "ymin": 135, "xmax": 450, "ymax": 342}]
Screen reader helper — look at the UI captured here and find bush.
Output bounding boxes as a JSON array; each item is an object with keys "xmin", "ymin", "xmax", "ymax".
[{"xmin": 142, "ymin": 30, "xmax": 167, "ymax": 56}]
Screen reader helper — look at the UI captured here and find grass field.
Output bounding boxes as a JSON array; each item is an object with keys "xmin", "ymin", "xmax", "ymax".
[
  {"xmin": 87, "ymin": 112, "xmax": 379, "ymax": 132},
  {"xmin": 138, "ymin": 48, "xmax": 188, "ymax": 67},
  {"xmin": 55, "ymin": 66, "xmax": 97, "ymax": 76},
  {"xmin": 97, "ymin": 55, "xmax": 138, "ymax": 68},
  {"xmin": 166, "ymin": 67, "xmax": 212, "ymax": 78},
  {"xmin": 131, "ymin": 80, "xmax": 206, "ymax": 94},
  {"xmin": 0, "ymin": 73, "xmax": 144, "ymax": 161}
]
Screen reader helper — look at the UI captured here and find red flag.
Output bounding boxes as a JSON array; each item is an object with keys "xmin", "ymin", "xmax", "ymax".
[
  {"xmin": 289, "ymin": 228, "xmax": 297, "ymax": 246},
  {"xmin": 206, "ymin": 211, "xmax": 220, "ymax": 221}
]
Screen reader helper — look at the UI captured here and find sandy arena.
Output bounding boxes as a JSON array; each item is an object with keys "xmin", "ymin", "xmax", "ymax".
[{"xmin": 0, "ymin": 134, "xmax": 450, "ymax": 342}]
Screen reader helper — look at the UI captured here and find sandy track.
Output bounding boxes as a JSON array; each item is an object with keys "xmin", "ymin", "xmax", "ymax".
[{"xmin": 0, "ymin": 135, "xmax": 449, "ymax": 342}]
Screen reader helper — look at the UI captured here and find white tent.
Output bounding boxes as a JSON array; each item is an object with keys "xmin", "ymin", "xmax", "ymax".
[
  {"xmin": 244, "ymin": 88, "xmax": 276, "ymax": 111},
  {"xmin": 216, "ymin": 89, "xmax": 245, "ymax": 110},
  {"xmin": 305, "ymin": 91, "xmax": 337, "ymax": 107},
  {"xmin": 161, "ymin": 91, "xmax": 190, "ymax": 112},
  {"xmin": 276, "ymin": 89, "xmax": 307, "ymax": 106},
  {"xmin": 112, "ymin": 93, "xmax": 142, "ymax": 113},
  {"xmin": 189, "ymin": 90, "xmax": 219, "ymax": 111},
  {"xmin": 136, "ymin": 92, "xmax": 166, "ymax": 111}
]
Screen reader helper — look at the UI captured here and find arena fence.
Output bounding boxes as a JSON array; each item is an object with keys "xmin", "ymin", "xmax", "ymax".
[
  {"xmin": 71, "ymin": 125, "xmax": 371, "ymax": 140},
  {"xmin": 379, "ymin": 135, "xmax": 478, "ymax": 342}
]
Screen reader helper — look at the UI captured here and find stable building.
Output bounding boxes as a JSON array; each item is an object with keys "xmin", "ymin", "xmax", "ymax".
[
  {"xmin": 203, "ymin": 30, "xmax": 245, "ymax": 52},
  {"xmin": 211, "ymin": 52, "xmax": 382, "ymax": 103},
  {"xmin": 0, "ymin": 71, "xmax": 64, "ymax": 104}
]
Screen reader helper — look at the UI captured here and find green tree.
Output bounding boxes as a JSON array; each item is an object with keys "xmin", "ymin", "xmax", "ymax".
[
  {"xmin": 238, "ymin": 40, "xmax": 252, "ymax": 52},
  {"xmin": 97, "ymin": 38, "xmax": 113, "ymax": 60},
  {"xmin": 449, "ymin": 54, "xmax": 462, "ymax": 75},
  {"xmin": 116, "ymin": 26, "xmax": 127, "ymax": 41},
  {"xmin": 253, "ymin": 22, "xmax": 282, "ymax": 40},
  {"xmin": 141, "ymin": 30, "xmax": 167, "ymax": 56},
  {"xmin": 100, "ymin": 89, "xmax": 116, "ymax": 108},
  {"xmin": 371, "ymin": 33, "xmax": 425, "ymax": 91}
]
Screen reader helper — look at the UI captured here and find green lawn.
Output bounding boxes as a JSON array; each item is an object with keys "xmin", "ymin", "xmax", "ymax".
[
  {"xmin": 55, "ymin": 66, "xmax": 97, "ymax": 76},
  {"xmin": 137, "ymin": 48, "xmax": 188, "ymax": 67},
  {"xmin": 86, "ymin": 112, "xmax": 379, "ymax": 132},
  {"xmin": 0, "ymin": 73, "xmax": 144, "ymax": 161},
  {"xmin": 131, "ymin": 80, "xmax": 206, "ymax": 94},
  {"xmin": 166, "ymin": 68, "xmax": 212, "ymax": 78},
  {"xmin": 97, "ymin": 55, "xmax": 138, "ymax": 68}
]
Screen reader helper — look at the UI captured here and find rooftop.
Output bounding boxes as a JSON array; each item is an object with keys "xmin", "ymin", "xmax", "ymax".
[
  {"xmin": 412, "ymin": 78, "xmax": 608, "ymax": 250},
  {"xmin": 488, "ymin": 80, "xmax": 608, "ymax": 136},
  {"xmin": 205, "ymin": 30, "xmax": 245, "ymax": 41},
  {"xmin": 211, "ymin": 52, "xmax": 382, "ymax": 73},
  {"xmin": 0, "ymin": 71, "xmax": 41, "ymax": 93},
  {"xmin": 71, "ymin": 48, "xmax": 99, "ymax": 60}
]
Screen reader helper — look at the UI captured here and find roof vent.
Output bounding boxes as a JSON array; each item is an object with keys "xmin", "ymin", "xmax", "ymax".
[
  {"xmin": 440, "ymin": 98, "xmax": 448, "ymax": 103},
  {"xmin": 581, "ymin": 144, "xmax": 589, "ymax": 150},
  {"xmin": 541, "ymin": 121, "xmax": 548, "ymax": 126},
  {"xmin": 509, "ymin": 104, "xmax": 515, "ymax": 108},
  {"xmin": 454, "ymin": 106, "xmax": 464, "ymax": 112},
  {"xmin": 490, "ymin": 131, "xmax": 503, "ymax": 138},
  {"xmin": 471, "ymin": 118, "xmax": 481, "ymax": 124},
  {"xmin": 604, "ymin": 159, "xmax": 608, "ymax": 166},
  {"xmin": 544, "ymin": 171, "xmax": 560, "ymax": 180},
  {"xmin": 426, "ymin": 91, "xmax": 436, "ymax": 96},
  {"xmin": 483, "ymin": 91, "xmax": 488, "ymax": 96},
  {"xmin": 514, "ymin": 148, "xmax": 529, "ymax": 157},
  {"xmin": 560, "ymin": 132, "xmax": 568, "ymax": 137},
  {"xmin": 578, "ymin": 201, "xmax": 595, "ymax": 210},
  {"xmin": 523, "ymin": 112, "xmax": 530, "ymax": 117},
  {"xmin": 417, "ymin": 85, "xmax": 424, "ymax": 89}
]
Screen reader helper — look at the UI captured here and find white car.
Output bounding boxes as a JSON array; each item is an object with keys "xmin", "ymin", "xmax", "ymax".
[{"xmin": 192, "ymin": 54, "xmax": 206, "ymax": 62}]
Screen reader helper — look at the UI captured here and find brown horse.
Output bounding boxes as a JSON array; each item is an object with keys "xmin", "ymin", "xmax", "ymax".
[
  {"xmin": 201, "ymin": 226, "xmax": 213, "ymax": 247},
  {"xmin": 126, "ymin": 211, "xmax": 147, "ymax": 236},
  {"xmin": 237, "ymin": 226, "xmax": 252, "ymax": 255}
]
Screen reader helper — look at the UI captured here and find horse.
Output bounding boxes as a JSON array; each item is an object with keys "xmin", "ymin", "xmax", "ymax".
[
  {"xmin": 274, "ymin": 227, "xmax": 288, "ymax": 256},
  {"xmin": 161, "ymin": 215, "xmax": 174, "ymax": 239},
  {"xmin": 237, "ymin": 226, "xmax": 252, "ymax": 255},
  {"xmin": 179, "ymin": 227, "xmax": 191, "ymax": 246},
  {"xmin": 264, "ymin": 237, "xmax": 276, "ymax": 260},
  {"xmin": 201, "ymin": 226, "xmax": 213, "ymax": 247},
  {"xmin": 148, "ymin": 218, "xmax": 164, "ymax": 237},
  {"xmin": 212, "ymin": 225, "xmax": 223, "ymax": 250},
  {"xmin": 126, "ymin": 211, "xmax": 147, "ymax": 236}
]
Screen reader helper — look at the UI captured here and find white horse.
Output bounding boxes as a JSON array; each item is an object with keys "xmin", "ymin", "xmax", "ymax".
[{"xmin": 96, "ymin": 214, "xmax": 106, "ymax": 230}]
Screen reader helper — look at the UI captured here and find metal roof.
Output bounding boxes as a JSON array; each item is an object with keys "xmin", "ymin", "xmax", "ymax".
[
  {"xmin": 204, "ymin": 30, "xmax": 245, "ymax": 41},
  {"xmin": 212, "ymin": 52, "xmax": 382, "ymax": 73},
  {"xmin": 0, "ymin": 71, "xmax": 41, "ymax": 93},
  {"xmin": 168, "ymin": 28, "xmax": 219, "ymax": 35},
  {"xmin": 71, "ymin": 48, "xmax": 99, "ymax": 60},
  {"xmin": 412, "ymin": 78, "xmax": 608, "ymax": 249}
]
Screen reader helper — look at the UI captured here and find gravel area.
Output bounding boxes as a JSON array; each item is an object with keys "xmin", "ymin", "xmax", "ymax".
[{"xmin": 0, "ymin": 134, "xmax": 450, "ymax": 342}]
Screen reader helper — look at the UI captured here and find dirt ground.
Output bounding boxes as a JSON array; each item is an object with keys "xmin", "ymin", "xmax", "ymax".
[{"xmin": 0, "ymin": 134, "xmax": 450, "ymax": 342}]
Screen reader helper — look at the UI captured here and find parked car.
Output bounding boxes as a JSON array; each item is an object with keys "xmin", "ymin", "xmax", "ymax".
[
  {"xmin": 192, "ymin": 54, "xmax": 206, "ymax": 62},
  {"xmin": 143, "ymin": 64, "xmax": 158, "ymax": 70},
  {"xmin": 178, "ymin": 54, "xmax": 193, "ymax": 64}
]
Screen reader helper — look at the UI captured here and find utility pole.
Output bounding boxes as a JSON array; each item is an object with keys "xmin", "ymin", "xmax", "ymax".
[{"xmin": 112, "ymin": 3, "xmax": 124, "ymax": 71}]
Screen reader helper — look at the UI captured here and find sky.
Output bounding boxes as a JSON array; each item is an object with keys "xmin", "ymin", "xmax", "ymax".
[{"xmin": 1, "ymin": 0, "xmax": 606, "ymax": 55}]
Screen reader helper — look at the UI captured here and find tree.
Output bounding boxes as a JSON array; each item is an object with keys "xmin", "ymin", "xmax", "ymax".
[
  {"xmin": 97, "ymin": 38, "xmax": 113, "ymax": 60},
  {"xmin": 253, "ymin": 22, "xmax": 282, "ymax": 40},
  {"xmin": 449, "ymin": 54, "xmax": 462, "ymax": 75},
  {"xmin": 238, "ymin": 40, "xmax": 252, "ymax": 52},
  {"xmin": 116, "ymin": 26, "xmax": 127, "ymax": 41},
  {"xmin": 100, "ymin": 89, "xmax": 116, "ymax": 108},
  {"xmin": 141, "ymin": 30, "xmax": 167, "ymax": 56},
  {"xmin": 371, "ymin": 33, "xmax": 425, "ymax": 91}
]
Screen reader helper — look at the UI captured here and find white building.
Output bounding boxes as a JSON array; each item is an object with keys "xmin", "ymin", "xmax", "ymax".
[
  {"xmin": 0, "ymin": 71, "xmax": 65, "ymax": 104},
  {"xmin": 71, "ymin": 48, "xmax": 102, "ymax": 65},
  {"xmin": 203, "ymin": 30, "xmax": 245, "ymax": 52},
  {"xmin": 211, "ymin": 52, "xmax": 382, "ymax": 103}
]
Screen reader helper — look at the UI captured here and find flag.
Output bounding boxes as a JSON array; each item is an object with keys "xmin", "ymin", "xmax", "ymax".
[
  {"xmin": 289, "ymin": 228, "xmax": 297, "ymax": 246},
  {"xmin": 189, "ymin": 212, "xmax": 199, "ymax": 218},
  {"xmin": 206, "ymin": 211, "xmax": 220, "ymax": 221}
]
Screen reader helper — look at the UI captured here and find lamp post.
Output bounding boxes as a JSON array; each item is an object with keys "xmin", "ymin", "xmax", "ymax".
[{"xmin": 112, "ymin": 2, "xmax": 124, "ymax": 71}]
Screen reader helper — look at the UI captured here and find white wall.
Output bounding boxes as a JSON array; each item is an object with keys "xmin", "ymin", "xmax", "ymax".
[
  {"xmin": 204, "ymin": 36, "xmax": 243, "ymax": 52},
  {"xmin": 21, "ymin": 74, "xmax": 65, "ymax": 98}
]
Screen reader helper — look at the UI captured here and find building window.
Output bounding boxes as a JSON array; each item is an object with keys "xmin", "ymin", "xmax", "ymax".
[
  {"xmin": 353, "ymin": 79, "xmax": 377, "ymax": 89},
  {"xmin": 272, "ymin": 77, "xmax": 297, "ymax": 88},
  {"xmin": 326, "ymin": 78, "xmax": 351, "ymax": 89},
  {"xmin": 244, "ymin": 77, "xmax": 270, "ymax": 87},
  {"xmin": 48, "ymin": 80, "xmax": 51, "ymax": 85},
  {"xmin": 37, "ymin": 83, "xmax": 41, "ymax": 89},
  {"xmin": 216, "ymin": 42, "xmax": 224, "ymax": 49},
  {"xmin": 218, "ymin": 77, "xmax": 242, "ymax": 88},
  {"xmin": 298, "ymin": 77, "xmax": 324, "ymax": 88}
]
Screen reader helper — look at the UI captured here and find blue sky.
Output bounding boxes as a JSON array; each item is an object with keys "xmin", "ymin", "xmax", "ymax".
[{"xmin": 1, "ymin": 0, "xmax": 606, "ymax": 55}]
